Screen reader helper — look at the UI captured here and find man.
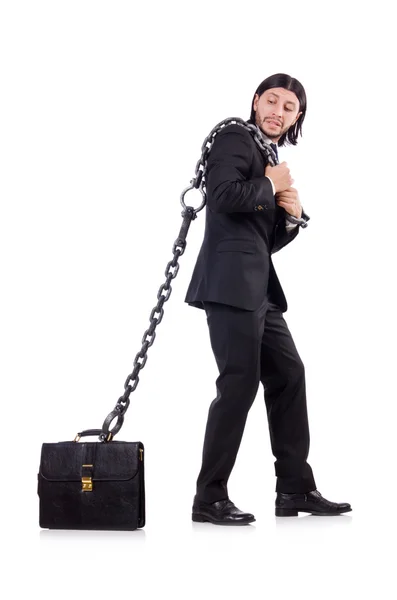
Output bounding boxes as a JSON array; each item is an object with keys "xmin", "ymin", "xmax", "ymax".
[{"xmin": 184, "ymin": 73, "xmax": 351, "ymax": 525}]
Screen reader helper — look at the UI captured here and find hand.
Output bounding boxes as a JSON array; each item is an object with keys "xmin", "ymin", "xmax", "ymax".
[
  {"xmin": 275, "ymin": 187, "xmax": 302, "ymax": 219},
  {"xmin": 265, "ymin": 161, "xmax": 294, "ymax": 193}
]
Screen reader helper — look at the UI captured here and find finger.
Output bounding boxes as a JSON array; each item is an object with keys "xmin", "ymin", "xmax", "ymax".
[{"xmin": 277, "ymin": 202, "xmax": 292, "ymax": 210}]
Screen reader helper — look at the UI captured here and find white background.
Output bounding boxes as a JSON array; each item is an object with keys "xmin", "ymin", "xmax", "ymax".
[{"xmin": 1, "ymin": 0, "xmax": 396, "ymax": 597}]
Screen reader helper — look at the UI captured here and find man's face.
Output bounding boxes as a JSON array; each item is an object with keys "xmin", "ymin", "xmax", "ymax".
[{"xmin": 253, "ymin": 87, "xmax": 302, "ymax": 142}]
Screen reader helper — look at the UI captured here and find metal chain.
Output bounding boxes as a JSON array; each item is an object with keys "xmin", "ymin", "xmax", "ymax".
[
  {"xmin": 189, "ymin": 117, "xmax": 275, "ymax": 193},
  {"xmin": 98, "ymin": 117, "xmax": 306, "ymax": 442}
]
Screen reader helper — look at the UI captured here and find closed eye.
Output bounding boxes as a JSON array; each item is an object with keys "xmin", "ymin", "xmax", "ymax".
[{"xmin": 268, "ymin": 99, "xmax": 293, "ymax": 111}]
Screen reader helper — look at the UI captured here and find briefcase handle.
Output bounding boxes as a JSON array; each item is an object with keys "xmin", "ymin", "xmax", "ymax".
[{"xmin": 74, "ymin": 429, "xmax": 113, "ymax": 443}]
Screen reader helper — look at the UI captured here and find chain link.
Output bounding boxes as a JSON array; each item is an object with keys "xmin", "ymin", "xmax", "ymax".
[{"xmin": 99, "ymin": 117, "xmax": 305, "ymax": 442}]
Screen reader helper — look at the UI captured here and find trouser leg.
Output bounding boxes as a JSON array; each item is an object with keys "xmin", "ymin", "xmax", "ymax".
[
  {"xmin": 195, "ymin": 298, "xmax": 268, "ymax": 503},
  {"xmin": 260, "ymin": 306, "xmax": 316, "ymax": 493}
]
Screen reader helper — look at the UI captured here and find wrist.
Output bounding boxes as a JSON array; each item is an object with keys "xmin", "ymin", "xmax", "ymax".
[{"xmin": 285, "ymin": 210, "xmax": 309, "ymax": 228}]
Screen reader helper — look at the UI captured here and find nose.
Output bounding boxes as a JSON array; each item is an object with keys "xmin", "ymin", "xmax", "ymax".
[{"xmin": 272, "ymin": 103, "xmax": 283, "ymax": 121}]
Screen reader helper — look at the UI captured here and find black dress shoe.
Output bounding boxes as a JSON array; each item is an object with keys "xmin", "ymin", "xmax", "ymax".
[
  {"xmin": 275, "ymin": 490, "xmax": 352, "ymax": 516},
  {"xmin": 192, "ymin": 497, "xmax": 256, "ymax": 525}
]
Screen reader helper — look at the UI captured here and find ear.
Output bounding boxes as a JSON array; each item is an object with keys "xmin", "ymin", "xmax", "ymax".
[
  {"xmin": 294, "ymin": 111, "xmax": 302, "ymax": 124},
  {"xmin": 253, "ymin": 93, "xmax": 259, "ymax": 111}
]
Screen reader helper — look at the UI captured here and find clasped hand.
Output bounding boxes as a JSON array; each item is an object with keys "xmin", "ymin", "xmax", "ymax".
[{"xmin": 276, "ymin": 187, "xmax": 302, "ymax": 219}]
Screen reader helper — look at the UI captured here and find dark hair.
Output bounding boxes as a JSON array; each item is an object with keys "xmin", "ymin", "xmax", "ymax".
[{"xmin": 249, "ymin": 73, "xmax": 307, "ymax": 147}]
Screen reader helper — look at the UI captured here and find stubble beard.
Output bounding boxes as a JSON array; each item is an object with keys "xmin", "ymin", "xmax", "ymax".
[{"xmin": 256, "ymin": 113, "xmax": 283, "ymax": 141}]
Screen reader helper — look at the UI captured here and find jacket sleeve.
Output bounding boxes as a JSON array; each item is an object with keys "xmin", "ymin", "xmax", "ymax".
[
  {"xmin": 271, "ymin": 209, "xmax": 310, "ymax": 254},
  {"xmin": 271, "ymin": 222, "xmax": 300, "ymax": 254},
  {"xmin": 205, "ymin": 125, "xmax": 276, "ymax": 213}
]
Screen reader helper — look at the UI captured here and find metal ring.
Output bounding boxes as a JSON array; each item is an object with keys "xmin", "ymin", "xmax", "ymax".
[
  {"xmin": 101, "ymin": 409, "xmax": 125, "ymax": 438},
  {"xmin": 180, "ymin": 182, "xmax": 206, "ymax": 214}
]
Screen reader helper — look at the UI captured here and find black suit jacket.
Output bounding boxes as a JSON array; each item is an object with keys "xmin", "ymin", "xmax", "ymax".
[{"xmin": 184, "ymin": 122, "xmax": 309, "ymax": 312}]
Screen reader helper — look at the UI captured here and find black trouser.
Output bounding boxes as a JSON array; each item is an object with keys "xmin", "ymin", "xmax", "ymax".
[{"xmin": 195, "ymin": 296, "xmax": 316, "ymax": 503}]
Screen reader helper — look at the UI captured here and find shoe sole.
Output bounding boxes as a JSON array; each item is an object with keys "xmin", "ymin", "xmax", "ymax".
[
  {"xmin": 275, "ymin": 507, "xmax": 352, "ymax": 517},
  {"xmin": 192, "ymin": 513, "xmax": 256, "ymax": 525}
]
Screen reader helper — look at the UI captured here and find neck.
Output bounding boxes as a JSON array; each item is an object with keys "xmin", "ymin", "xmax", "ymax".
[
  {"xmin": 257, "ymin": 125, "xmax": 278, "ymax": 145},
  {"xmin": 247, "ymin": 118, "xmax": 278, "ymax": 145}
]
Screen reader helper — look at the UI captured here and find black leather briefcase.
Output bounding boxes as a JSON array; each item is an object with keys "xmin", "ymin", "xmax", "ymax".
[{"xmin": 38, "ymin": 430, "xmax": 145, "ymax": 531}]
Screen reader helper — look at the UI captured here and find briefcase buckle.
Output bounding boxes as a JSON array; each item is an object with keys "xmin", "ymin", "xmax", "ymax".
[{"xmin": 82, "ymin": 476, "xmax": 93, "ymax": 492}]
